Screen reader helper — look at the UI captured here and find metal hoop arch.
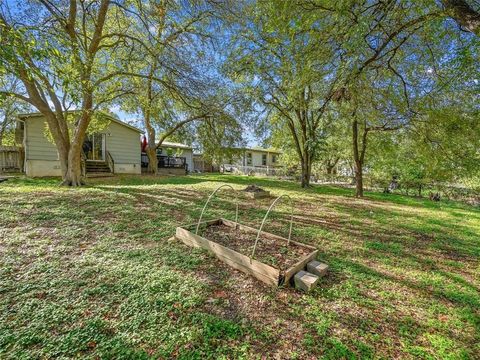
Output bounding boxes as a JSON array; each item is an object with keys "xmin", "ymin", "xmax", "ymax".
[
  {"xmin": 251, "ymin": 194, "xmax": 294, "ymax": 259},
  {"xmin": 195, "ymin": 184, "xmax": 239, "ymax": 235}
]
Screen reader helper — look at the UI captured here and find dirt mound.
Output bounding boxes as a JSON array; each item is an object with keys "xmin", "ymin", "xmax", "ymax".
[{"xmin": 243, "ymin": 184, "xmax": 267, "ymax": 193}]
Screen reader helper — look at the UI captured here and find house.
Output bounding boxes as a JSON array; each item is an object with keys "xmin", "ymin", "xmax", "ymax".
[
  {"xmin": 17, "ymin": 111, "xmax": 142, "ymax": 177},
  {"xmin": 221, "ymin": 147, "xmax": 283, "ymax": 175},
  {"xmin": 141, "ymin": 141, "xmax": 193, "ymax": 175}
]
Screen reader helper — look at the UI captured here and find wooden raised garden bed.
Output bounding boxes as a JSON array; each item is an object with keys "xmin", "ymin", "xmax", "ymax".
[{"xmin": 176, "ymin": 218, "xmax": 318, "ymax": 286}]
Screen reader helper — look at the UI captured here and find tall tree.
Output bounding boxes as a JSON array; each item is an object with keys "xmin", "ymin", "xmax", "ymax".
[
  {"xmin": 226, "ymin": 0, "xmax": 339, "ymax": 187},
  {"xmin": 301, "ymin": 0, "xmax": 478, "ymax": 196},
  {"xmin": 0, "ymin": 1, "xmax": 138, "ymax": 185},
  {"xmin": 121, "ymin": 0, "xmax": 241, "ymax": 173},
  {"xmin": 443, "ymin": 0, "xmax": 480, "ymax": 35}
]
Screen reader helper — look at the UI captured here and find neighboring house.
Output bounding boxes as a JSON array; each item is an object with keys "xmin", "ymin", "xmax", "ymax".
[
  {"xmin": 141, "ymin": 141, "xmax": 193, "ymax": 175},
  {"xmin": 17, "ymin": 112, "xmax": 142, "ymax": 177},
  {"xmin": 222, "ymin": 147, "xmax": 283, "ymax": 175}
]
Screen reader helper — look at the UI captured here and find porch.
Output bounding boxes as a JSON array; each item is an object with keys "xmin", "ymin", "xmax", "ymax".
[
  {"xmin": 141, "ymin": 153, "xmax": 187, "ymax": 175},
  {"xmin": 82, "ymin": 134, "xmax": 114, "ymax": 177}
]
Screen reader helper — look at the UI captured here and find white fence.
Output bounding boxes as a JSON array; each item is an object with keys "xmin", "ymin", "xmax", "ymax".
[{"xmin": 221, "ymin": 164, "xmax": 286, "ymax": 177}]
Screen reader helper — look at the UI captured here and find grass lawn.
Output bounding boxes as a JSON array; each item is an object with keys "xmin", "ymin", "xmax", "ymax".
[{"xmin": 0, "ymin": 174, "xmax": 479, "ymax": 359}]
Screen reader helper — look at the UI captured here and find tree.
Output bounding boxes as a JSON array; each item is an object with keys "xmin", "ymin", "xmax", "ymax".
[
  {"xmin": 0, "ymin": 76, "xmax": 30, "ymax": 145},
  {"xmin": 369, "ymin": 108, "xmax": 480, "ymax": 197},
  {"xmin": 226, "ymin": 1, "xmax": 339, "ymax": 187},
  {"xmin": 442, "ymin": 0, "xmax": 480, "ymax": 35},
  {"xmin": 304, "ymin": 0, "xmax": 477, "ymax": 196},
  {"xmin": 120, "ymin": 0, "xmax": 242, "ymax": 173},
  {"xmin": 0, "ymin": 1, "xmax": 139, "ymax": 185}
]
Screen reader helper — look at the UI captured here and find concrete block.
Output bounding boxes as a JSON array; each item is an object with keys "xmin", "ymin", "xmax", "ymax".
[
  {"xmin": 294, "ymin": 270, "xmax": 319, "ymax": 292},
  {"xmin": 307, "ymin": 260, "xmax": 329, "ymax": 277}
]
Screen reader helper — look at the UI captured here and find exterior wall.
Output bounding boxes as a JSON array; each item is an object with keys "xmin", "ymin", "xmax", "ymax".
[
  {"xmin": 23, "ymin": 114, "xmax": 141, "ymax": 177},
  {"xmin": 25, "ymin": 160, "xmax": 62, "ymax": 177},
  {"xmin": 24, "ymin": 116, "xmax": 60, "ymax": 177},
  {"xmin": 114, "ymin": 163, "xmax": 141, "ymax": 174},
  {"xmin": 24, "ymin": 116, "xmax": 59, "ymax": 162},
  {"xmin": 232, "ymin": 150, "xmax": 281, "ymax": 167},
  {"xmin": 157, "ymin": 146, "xmax": 193, "ymax": 172},
  {"xmin": 103, "ymin": 121, "xmax": 141, "ymax": 171}
]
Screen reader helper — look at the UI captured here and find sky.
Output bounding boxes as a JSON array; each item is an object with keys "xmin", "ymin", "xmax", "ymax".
[
  {"xmin": 111, "ymin": 105, "xmax": 260, "ymax": 149},
  {"xmin": 2, "ymin": 0, "xmax": 262, "ymax": 149}
]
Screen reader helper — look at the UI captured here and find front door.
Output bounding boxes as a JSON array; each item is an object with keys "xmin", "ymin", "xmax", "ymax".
[{"xmin": 83, "ymin": 133, "xmax": 105, "ymax": 161}]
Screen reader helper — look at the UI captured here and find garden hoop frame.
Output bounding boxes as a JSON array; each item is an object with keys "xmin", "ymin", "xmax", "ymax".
[
  {"xmin": 195, "ymin": 184, "xmax": 239, "ymax": 235},
  {"xmin": 251, "ymin": 194, "xmax": 294, "ymax": 259}
]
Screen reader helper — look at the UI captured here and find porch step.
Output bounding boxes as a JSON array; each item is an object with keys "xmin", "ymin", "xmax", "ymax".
[
  {"xmin": 294, "ymin": 270, "xmax": 319, "ymax": 292},
  {"xmin": 86, "ymin": 161, "xmax": 111, "ymax": 174},
  {"xmin": 306, "ymin": 260, "xmax": 329, "ymax": 277},
  {"xmin": 86, "ymin": 167, "xmax": 110, "ymax": 172},
  {"xmin": 86, "ymin": 172, "xmax": 114, "ymax": 178}
]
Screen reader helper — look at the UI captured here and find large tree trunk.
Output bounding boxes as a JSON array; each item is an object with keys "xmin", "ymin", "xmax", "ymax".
[
  {"xmin": 354, "ymin": 159, "xmax": 364, "ymax": 197},
  {"xmin": 352, "ymin": 118, "xmax": 368, "ymax": 197},
  {"xmin": 64, "ymin": 146, "xmax": 83, "ymax": 186},
  {"xmin": 61, "ymin": 108, "xmax": 91, "ymax": 186},
  {"xmin": 300, "ymin": 154, "xmax": 312, "ymax": 188},
  {"xmin": 144, "ymin": 112, "xmax": 158, "ymax": 174},
  {"xmin": 57, "ymin": 140, "xmax": 70, "ymax": 182},
  {"xmin": 443, "ymin": 0, "xmax": 480, "ymax": 36},
  {"xmin": 146, "ymin": 146, "xmax": 158, "ymax": 174}
]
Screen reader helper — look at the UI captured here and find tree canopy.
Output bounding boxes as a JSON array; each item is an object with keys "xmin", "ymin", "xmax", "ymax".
[{"xmin": 0, "ymin": 0, "xmax": 478, "ymax": 193}]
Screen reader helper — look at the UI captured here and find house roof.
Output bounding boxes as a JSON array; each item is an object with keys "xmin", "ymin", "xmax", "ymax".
[
  {"xmin": 234, "ymin": 146, "xmax": 282, "ymax": 154},
  {"xmin": 247, "ymin": 147, "xmax": 282, "ymax": 154},
  {"xmin": 159, "ymin": 141, "xmax": 192, "ymax": 150},
  {"xmin": 17, "ymin": 111, "xmax": 143, "ymax": 133}
]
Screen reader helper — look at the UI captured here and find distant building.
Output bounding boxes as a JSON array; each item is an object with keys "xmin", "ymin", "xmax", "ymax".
[
  {"xmin": 18, "ymin": 111, "xmax": 141, "ymax": 177},
  {"xmin": 141, "ymin": 141, "xmax": 194, "ymax": 175},
  {"xmin": 221, "ymin": 147, "xmax": 283, "ymax": 176}
]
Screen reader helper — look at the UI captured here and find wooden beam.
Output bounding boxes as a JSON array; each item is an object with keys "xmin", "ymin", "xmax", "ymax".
[{"xmin": 176, "ymin": 225, "xmax": 280, "ymax": 286}]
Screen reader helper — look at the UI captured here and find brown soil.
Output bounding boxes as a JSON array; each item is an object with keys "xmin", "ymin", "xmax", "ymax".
[
  {"xmin": 200, "ymin": 223, "xmax": 312, "ymax": 271},
  {"xmin": 243, "ymin": 184, "xmax": 267, "ymax": 193}
]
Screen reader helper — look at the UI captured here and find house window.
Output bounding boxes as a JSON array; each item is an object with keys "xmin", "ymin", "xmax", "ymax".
[
  {"xmin": 272, "ymin": 154, "xmax": 277, "ymax": 163},
  {"xmin": 246, "ymin": 152, "xmax": 252, "ymax": 166},
  {"xmin": 262, "ymin": 154, "xmax": 267, "ymax": 166}
]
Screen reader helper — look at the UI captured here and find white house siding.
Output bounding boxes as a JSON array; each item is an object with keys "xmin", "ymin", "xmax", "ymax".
[
  {"xmin": 103, "ymin": 121, "xmax": 141, "ymax": 174},
  {"xmin": 236, "ymin": 150, "xmax": 280, "ymax": 168},
  {"xmin": 23, "ymin": 114, "xmax": 141, "ymax": 177},
  {"xmin": 24, "ymin": 116, "xmax": 62, "ymax": 177},
  {"xmin": 183, "ymin": 149, "xmax": 194, "ymax": 172}
]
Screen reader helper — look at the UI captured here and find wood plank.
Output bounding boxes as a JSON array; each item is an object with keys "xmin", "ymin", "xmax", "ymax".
[
  {"xmin": 283, "ymin": 250, "xmax": 318, "ymax": 285},
  {"xmin": 176, "ymin": 226, "xmax": 280, "ymax": 286},
  {"xmin": 180, "ymin": 218, "xmax": 222, "ymax": 232},
  {"xmin": 177, "ymin": 227, "xmax": 279, "ymax": 279}
]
